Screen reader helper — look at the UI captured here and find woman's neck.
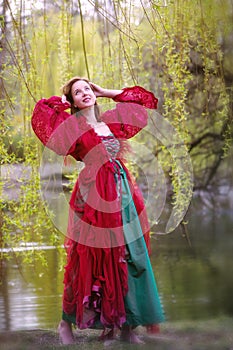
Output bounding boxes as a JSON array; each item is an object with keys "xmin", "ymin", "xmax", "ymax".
[{"xmin": 82, "ymin": 106, "xmax": 98, "ymax": 124}]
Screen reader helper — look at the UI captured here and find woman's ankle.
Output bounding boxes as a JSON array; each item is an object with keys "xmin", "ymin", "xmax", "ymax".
[
  {"xmin": 120, "ymin": 325, "xmax": 144, "ymax": 344},
  {"xmin": 58, "ymin": 320, "xmax": 74, "ymax": 344}
]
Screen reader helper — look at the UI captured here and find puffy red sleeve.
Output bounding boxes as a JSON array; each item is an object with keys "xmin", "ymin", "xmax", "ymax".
[
  {"xmin": 101, "ymin": 86, "xmax": 158, "ymax": 139},
  {"xmin": 101, "ymin": 102, "xmax": 148, "ymax": 139},
  {"xmin": 113, "ymin": 86, "xmax": 158, "ymax": 109},
  {"xmin": 31, "ymin": 96, "xmax": 82, "ymax": 160}
]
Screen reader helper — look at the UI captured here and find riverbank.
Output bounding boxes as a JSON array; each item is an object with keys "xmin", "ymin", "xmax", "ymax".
[{"xmin": 1, "ymin": 317, "xmax": 233, "ymax": 349}]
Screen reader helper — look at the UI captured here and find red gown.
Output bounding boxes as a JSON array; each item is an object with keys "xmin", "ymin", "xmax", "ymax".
[{"xmin": 31, "ymin": 86, "xmax": 162, "ymax": 330}]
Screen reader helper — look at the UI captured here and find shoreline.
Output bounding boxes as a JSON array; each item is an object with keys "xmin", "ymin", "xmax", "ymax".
[{"xmin": 1, "ymin": 317, "xmax": 233, "ymax": 349}]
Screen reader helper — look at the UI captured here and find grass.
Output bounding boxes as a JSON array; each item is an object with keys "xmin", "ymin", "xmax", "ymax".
[{"xmin": 0, "ymin": 317, "xmax": 233, "ymax": 350}]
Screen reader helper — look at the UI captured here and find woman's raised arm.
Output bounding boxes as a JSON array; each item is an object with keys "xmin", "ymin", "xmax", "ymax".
[
  {"xmin": 113, "ymin": 86, "xmax": 158, "ymax": 109},
  {"xmin": 90, "ymin": 83, "xmax": 158, "ymax": 110},
  {"xmin": 89, "ymin": 82, "xmax": 123, "ymax": 99},
  {"xmin": 31, "ymin": 96, "xmax": 82, "ymax": 159}
]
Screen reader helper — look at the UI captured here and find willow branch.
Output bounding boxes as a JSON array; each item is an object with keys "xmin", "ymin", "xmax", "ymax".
[
  {"xmin": 189, "ymin": 132, "xmax": 223, "ymax": 152},
  {"xmin": 78, "ymin": 0, "xmax": 90, "ymax": 79},
  {"xmin": 3, "ymin": 34, "xmax": 37, "ymax": 102},
  {"xmin": 140, "ymin": 0, "xmax": 159, "ymax": 35},
  {"xmin": 87, "ymin": 0, "xmax": 138, "ymax": 45},
  {"xmin": 5, "ymin": 0, "xmax": 35, "ymax": 71}
]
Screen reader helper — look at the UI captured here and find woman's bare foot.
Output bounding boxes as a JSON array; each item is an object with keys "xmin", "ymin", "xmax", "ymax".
[
  {"xmin": 58, "ymin": 320, "xmax": 75, "ymax": 345},
  {"xmin": 98, "ymin": 328, "xmax": 115, "ymax": 341},
  {"xmin": 120, "ymin": 325, "xmax": 145, "ymax": 344}
]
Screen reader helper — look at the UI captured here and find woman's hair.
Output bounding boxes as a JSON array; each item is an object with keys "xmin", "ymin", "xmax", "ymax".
[{"xmin": 61, "ymin": 76, "xmax": 100, "ymax": 119}]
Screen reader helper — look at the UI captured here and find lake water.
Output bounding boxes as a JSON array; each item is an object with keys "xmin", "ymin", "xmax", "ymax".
[{"xmin": 0, "ymin": 187, "xmax": 233, "ymax": 331}]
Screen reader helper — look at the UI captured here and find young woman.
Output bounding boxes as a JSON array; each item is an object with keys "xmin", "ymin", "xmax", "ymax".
[{"xmin": 32, "ymin": 77, "xmax": 164, "ymax": 344}]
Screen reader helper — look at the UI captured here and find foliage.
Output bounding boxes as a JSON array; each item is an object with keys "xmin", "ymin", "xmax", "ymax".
[{"xmin": 0, "ymin": 0, "xmax": 232, "ymax": 260}]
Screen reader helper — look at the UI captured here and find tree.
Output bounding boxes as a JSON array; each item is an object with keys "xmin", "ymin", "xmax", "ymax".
[{"xmin": 0, "ymin": 0, "xmax": 232, "ymax": 260}]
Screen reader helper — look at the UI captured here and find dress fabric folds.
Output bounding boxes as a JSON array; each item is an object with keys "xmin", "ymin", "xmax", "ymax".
[{"xmin": 31, "ymin": 86, "xmax": 164, "ymax": 330}]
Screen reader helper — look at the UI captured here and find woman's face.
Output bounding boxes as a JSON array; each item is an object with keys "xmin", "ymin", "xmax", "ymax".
[{"xmin": 71, "ymin": 80, "xmax": 96, "ymax": 110}]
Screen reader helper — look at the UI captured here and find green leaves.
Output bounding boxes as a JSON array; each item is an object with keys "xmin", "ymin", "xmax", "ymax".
[{"xmin": 0, "ymin": 0, "xmax": 232, "ymax": 260}]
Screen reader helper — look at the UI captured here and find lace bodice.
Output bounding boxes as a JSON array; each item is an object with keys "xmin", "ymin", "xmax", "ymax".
[{"xmin": 100, "ymin": 134, "xmax": 120, "ymax": 159}]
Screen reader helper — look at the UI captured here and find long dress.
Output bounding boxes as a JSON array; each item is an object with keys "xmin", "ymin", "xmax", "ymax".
[{"xmin": 31, "ymin": 86, "xmax": 165, "ymax": 331}]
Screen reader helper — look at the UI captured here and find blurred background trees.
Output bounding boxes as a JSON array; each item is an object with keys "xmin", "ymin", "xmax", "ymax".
[{"xmin": 0, "ymin": 0, "xmax": 232, "ymax": 257}]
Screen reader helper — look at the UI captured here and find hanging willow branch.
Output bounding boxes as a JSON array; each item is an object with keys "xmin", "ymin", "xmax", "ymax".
[
  {"xmin": 0, "ymin": 0, "xmax": 232, "ymax": 260},
  {"xmin": 87, "ymin": 0, "xmax": 139, "ymax": 44},
  {"xmin": 78, "ymin": 0, "xmax": 90, "ymax": 79},
  {"xmin": 111, "ymin": 1, "xmax": 138, "ymax": 84},
  {"xmin": 3, "ymin": 33, "xmax": 37, "ymax": 102},
  {"xmin": 5, "ymin": 0, "xmax": 35, "ymax": 70},
  {"xmin": 3, "ymin": 1, "xmax": 37, "ymax": 102}
]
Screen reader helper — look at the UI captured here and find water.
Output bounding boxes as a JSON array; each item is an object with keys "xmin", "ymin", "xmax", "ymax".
[
  {"xmin": 0, "ymin": 248, "xmax": 63, "ymax": 331},
  {"xmin": 0, "ymin": 189, "xmax": 233, "ymax": 331},
  {"xmin": 156, "ymin": 189, "xmax": 233, "ymax": 322}
]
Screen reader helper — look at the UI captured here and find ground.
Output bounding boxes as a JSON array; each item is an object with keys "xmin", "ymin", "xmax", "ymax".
[{"xmin": 0, "ymin": 317, "xmax": 233, "ymax": 350}]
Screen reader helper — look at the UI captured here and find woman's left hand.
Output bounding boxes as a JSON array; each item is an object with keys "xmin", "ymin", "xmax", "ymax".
[
  {"xmin": 90, "ymin": 82, "xmax": 123, "ymax": 99},
  {"xmin": 89, "ymin": 82, "xmax": 106, "ymax": 97}
]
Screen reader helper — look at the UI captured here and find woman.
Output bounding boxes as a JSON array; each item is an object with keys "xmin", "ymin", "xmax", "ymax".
[{"xmin": 32, "ymin": 77, "xmax": 164, "ymax": 344}]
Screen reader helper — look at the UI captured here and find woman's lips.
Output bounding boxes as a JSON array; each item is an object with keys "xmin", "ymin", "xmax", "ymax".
[{"xmin": 83, "ymin": 97, "xmax": 91, "ymax": 102}]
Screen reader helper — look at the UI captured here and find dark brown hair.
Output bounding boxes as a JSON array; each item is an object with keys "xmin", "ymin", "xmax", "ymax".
[{"xmin": 61, "ymin": 76, "xmax": 100, "ymax": 119}]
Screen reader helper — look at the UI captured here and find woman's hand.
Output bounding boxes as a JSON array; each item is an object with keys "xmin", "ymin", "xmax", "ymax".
[
  {"xmin": 89, "ymin": 82, "xmax": 106, "ymax": 97},
  {"xmin": 89, "ymin": 82, "xmax": 123, "ymax": 99}
]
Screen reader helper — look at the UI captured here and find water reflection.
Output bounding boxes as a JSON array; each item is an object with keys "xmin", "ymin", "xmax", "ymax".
[
  {"xmin": 0, "ymin": 249, "xmax": 63, "ymax": 331},
  {"xmin": 153, "ymin": 189, "xmax": 233, "ymax": 322},
  {"xmin": 0, "ymin": 190, "xmax": 233, "ymax": 331}
]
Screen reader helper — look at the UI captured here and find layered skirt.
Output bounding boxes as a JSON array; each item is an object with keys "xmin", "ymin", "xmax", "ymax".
[{"xmin": 62, "ymin": 159, "xmax": 164, "ymax": 329}]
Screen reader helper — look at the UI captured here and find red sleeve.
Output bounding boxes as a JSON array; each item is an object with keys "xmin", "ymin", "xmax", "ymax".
[
  {"xmin": 31, "ymin": 96, "xmax": 82, "ymax": 159},
  {"xmin": 101, "ymin": 102, "xmax": 148, "ymax": 139},
  {"xmin": 113, "ymin": 86, "xmax": 158, "ymax": 109}
]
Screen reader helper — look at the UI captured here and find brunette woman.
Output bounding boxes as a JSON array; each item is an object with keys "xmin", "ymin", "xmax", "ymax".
[{"xmin": 32, "ymin": 78, "xmax": 164, "ymax": 344}]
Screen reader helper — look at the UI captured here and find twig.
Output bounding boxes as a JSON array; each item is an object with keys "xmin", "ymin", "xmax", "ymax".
[{"xmin": 78, "ymin": 0, "xmax": 90, "ymax": 79}]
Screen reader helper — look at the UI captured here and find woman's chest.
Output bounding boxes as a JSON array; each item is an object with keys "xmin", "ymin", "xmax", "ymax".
[
  {"xmin": 89, "ymin": 122, "xmax": 112, "ymax": 137},
  {"xmin": 77, "ymin": 129, "xmax": 120, "ymax": 161}
]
